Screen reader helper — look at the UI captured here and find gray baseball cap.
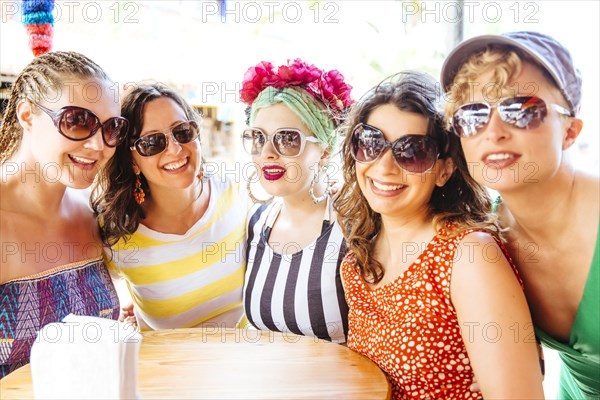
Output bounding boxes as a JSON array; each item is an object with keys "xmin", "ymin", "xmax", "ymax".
[{"xmin": 441, "ymin": 31, "xmax": 582, "ymax": 114}]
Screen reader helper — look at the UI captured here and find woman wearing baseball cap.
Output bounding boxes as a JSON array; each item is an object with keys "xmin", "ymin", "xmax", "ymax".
[{"xmin": 442, "ymin": 31, "xmax": 598, "ymax": 399}]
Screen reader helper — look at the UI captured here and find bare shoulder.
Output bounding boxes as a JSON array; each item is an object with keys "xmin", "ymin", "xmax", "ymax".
[
  {"xmin": 0, "ymin": 178, "xmax": 19, "ymax": 212},
  {"xmin": 450, "ymin": 230, "xmax": 525, "ymax": 315},
  {"xmin": 451, "ymin": 231, "xmax": 515, "ymax": 284},
  {"xmin": 576, "ymin": 171, "xmax": 600, "ymax": 207},
  {"xmin": 0, "ymin": 183, "xmax": 25, "ymax": 242},
  {"xmin": 454, "ymin": 230, "xmax": 502, "ymax": 260}
]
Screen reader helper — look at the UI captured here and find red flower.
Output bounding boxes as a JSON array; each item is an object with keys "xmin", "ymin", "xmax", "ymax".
[
  {"xmin": 319, "ymin": 70, "xmax": 354, "ymax": 110},
  {"xmin": 275, "ymin": 59, "xmax": 322, "ymax": 88},
  {"xmin": 240, "ymin": 61, "xmax": 278, "ymax": 105},
  {"xmin": 239, "ymin": 59, "xmax": 354, "ymax": 115}
]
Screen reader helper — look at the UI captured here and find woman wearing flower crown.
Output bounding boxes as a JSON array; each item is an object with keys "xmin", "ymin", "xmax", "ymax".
[
  {"xmin": 92, "ymin": 83, "xmax": 248, "ymax": 330},
  {"xmin": 240, "ymin": 59, "xmax": 353, "ymax": 343}
]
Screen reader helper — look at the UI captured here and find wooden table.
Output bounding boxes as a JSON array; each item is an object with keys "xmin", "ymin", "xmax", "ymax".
[{"xmin": 0, "ymin": 328, "xmax": 390, "ymax": 399}]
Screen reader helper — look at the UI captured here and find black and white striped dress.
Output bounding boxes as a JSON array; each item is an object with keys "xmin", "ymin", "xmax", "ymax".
[{"xmin": 243, "ymin": 200, "xmax": 349, "ymax": 343}]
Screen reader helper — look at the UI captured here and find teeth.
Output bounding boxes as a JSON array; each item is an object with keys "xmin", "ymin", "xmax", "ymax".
[
  {"xmin": 163, "ymin": 158, "xmax": 187, "ymax": 170},
  {"xmin": 70, "ymin": 155, "xmax": 95, "ymax": 165},
  {"xmin": 372, "ymin": 180, "xmax": 404, "ymax": 191},
  {"xmin": 264, "ymin": 168, "xmax": 285, "ymax": 174},
  {"xmin": 487, "ymin": 153, "xmax": 512, "ymax": 161}
]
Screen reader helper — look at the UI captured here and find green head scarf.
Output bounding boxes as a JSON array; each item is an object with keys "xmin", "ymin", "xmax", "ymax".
[{"xmin": 249, "ymin": 86, "xmax": 338, "ymax": 153}]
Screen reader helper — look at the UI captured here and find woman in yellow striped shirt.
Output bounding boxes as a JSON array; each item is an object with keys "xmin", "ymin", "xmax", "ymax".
[{"xmin": 92, "ymin": 83, "xmax": 248, "ymax": 330}]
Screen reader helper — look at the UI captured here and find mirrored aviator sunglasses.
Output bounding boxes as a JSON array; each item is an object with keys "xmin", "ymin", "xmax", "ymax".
[
  {"xmin": 241, "ymin": 127, "xmax": 319, "ymax": 158},
  {"xmin": 452, "ymin": 96, "xmax": 574, "ymax": 138},
  {"xmin": 31, "ymin": 101, "xmax": 129, "ymax": 147},
  {"xmin": 131, "ymin": 121, "xmax": 199, "ymax": 157},
  {"xmin": 350, "ymin": 123, "xmax": 439, "ymax": 173}
]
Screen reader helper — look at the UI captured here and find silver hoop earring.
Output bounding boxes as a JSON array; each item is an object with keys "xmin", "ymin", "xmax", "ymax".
[
  {"xmin": 247, "ymin": 170, "xmax": 274, "ymax": 204},
  {"xmin": 309, "ymin": 165, "xmax": 332, "ymax": 204}
]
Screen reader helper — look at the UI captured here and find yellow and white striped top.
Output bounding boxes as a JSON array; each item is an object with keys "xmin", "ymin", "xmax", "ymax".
[{"xmin": 106, "ymin": 173, "xmax": 249, "ymax": 330}]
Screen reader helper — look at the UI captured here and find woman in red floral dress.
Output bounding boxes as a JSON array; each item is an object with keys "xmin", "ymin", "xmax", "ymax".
[{"xmin": 334, "ymin": 71, "xmax": 544, "ymax": 399}]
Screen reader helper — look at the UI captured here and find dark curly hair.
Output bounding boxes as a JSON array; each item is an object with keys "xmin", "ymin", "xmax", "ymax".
[
  {"xmin": 334, "ymin": 71, "xmax": 501, "ymax": 284},
  {"xmin": 91, "ymin": 83, "xmax": 202, "ymax": 248}
]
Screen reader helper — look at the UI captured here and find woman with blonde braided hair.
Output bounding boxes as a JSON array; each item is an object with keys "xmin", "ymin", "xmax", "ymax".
[{"xmin": 0, "ymin": 51, "xmax": 128, "ymax": 378}]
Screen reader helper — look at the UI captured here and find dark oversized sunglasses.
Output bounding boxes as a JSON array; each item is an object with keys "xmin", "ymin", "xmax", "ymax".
[
  {"xmin": 130, "ymin": 121, "xmax": 199, "ymax": 157},
  {"xmin": 242, "ymin": 127, "xmax": 319, "ymax": 158},
  {"xmin": 31, "ymin": 100, "xmax": 129, "ymax": 147},
  {"xmin": 451, "ymin": 96, "xmax": 573, "ymax": 138},
  {"xmin": 350, "ymin": 123, "xmax": 439, "ymax": 173}
]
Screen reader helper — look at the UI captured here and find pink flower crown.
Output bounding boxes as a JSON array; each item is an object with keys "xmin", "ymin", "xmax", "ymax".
[{"xmin": 240, "ymin": 59, "xmax": 353, "ymax": 121}]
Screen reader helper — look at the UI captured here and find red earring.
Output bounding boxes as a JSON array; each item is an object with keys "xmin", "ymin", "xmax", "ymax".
[{"xmin": 134, "ymin": 173, "xmax": 145, "ymax": 205}]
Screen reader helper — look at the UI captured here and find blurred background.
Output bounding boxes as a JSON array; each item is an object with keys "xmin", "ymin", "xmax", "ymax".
[
  {"xmin": 1, "ymin": 0, "xmax": 598, "ymax": 171},
  {"xmin": 1, "ymin": 2, "xmax": 598, "ymax": 395}
]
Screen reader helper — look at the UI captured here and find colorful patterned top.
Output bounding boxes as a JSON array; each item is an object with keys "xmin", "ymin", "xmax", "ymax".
[
  {"xmin": 0, "ymin": 258, "xmax": 120, "ymax": 378},
  {"xmin": 342, "ymin": 228, "xmax": 518, "ymax": 399}
]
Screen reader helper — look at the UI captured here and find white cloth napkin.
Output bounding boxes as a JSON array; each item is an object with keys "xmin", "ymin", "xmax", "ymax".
[{"xmin": 30, "ymin": 314, "xmax": 141, "ymax": 399}]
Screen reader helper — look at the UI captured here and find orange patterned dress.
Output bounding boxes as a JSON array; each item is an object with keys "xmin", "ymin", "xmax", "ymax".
[{"xmin": 342, "ymin": 228, "xmax": 518, "ymax": 399}]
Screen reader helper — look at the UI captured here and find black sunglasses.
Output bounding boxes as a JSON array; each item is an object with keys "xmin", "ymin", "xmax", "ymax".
[
  {"xmin": 130, "ymin": 121, "xmax": 199, "ymax": 157},
  {"xmin": 350, "ymin": 123, "xmax": 439, "ymax": 173},
  {"xmin": 452, "ymin": 96, "xmax": 573, "ymax": 138},
  {"xmin": 31, "ymin": 100, "xmax": 129, "ymax": 147}
]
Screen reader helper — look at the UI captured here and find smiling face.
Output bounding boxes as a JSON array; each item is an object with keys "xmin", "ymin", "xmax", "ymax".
[
  {"xmin": 250, "ymin": 103, "xmax": 326, "ymax": 200},
  {"xmin": 457, "ymin": 62, "xmax": 577, "ymax": 192},
  {"xmin": 19, "ymin": 77, "xmax": 120, "ymax": 189},
  {"xmin": 355, "ymin": 104, "xmax": 450, "ymax": 219},
  {"xmin": 131, "ymin": 97, "xmax": 202, "ymax": 192}
]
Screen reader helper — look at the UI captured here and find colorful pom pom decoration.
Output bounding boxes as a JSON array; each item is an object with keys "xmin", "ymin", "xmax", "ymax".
[{"xmin": 22, "ymin": 0, "xmax": 55, "ymax": 56}]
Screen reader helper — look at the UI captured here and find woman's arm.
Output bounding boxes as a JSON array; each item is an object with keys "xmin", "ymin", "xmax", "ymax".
[{"xmin": 451, "ymin": 232, "xmax": 544, "ymax": 399}]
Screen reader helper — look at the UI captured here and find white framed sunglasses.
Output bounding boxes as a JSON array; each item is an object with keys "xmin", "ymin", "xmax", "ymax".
[{"xmin": 241, "ymin": 127, "xmax": 319, "ymax": 157}]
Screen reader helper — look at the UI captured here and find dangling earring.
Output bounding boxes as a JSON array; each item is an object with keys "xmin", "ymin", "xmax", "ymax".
[
  {"xmin": 198, "ymin": 161, "xmax": 205, "ymax": 181},
  {"xmin": 247, "ymin": 170, "xmax": 274, "ymax": 204},
  {"xmin": 309, "ymin": 165, "xmax": 332, "ymax": 204},
  {"xmin": 133, "ymin": 173, "xmax": 145, "ymax": 205}
]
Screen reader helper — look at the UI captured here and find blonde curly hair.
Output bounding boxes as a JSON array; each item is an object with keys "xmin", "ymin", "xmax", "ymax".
[{"xmin": 443, "ymin": 47, "xmax": 558, "ymax": 130}]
